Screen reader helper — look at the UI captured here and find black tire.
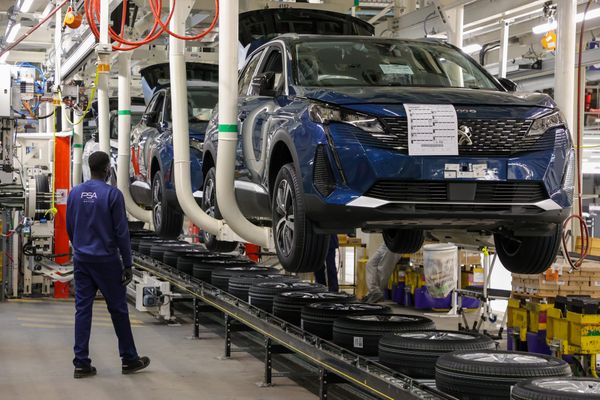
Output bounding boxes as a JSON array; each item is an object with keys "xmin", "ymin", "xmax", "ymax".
[
  {"xmin": 435, "ymin": 350, "xmax": 572, "ymax": 400},
  {"xmin": 248, "ymin": 281, "xmax": 327, "ymax": 313},
  {"xmin": 152, "ymin": 171, "xmax": 184, "ymax": 239},
  {"xmin": 382, "ymin": 229, "xmax": 424, "ymax": 254},
  {"xmin": 494, "ymin": 226, "xmax": 562, "ymax": 274},
  {"xmin": 301, "ymin": 303, "xmax": 391, "ymax": 340},
  {"xmin": 191, "ymin": 257, "xmax": 253, "ymax": 281},
  {"xmin": 210, "ymin": 266, "xmax": 277, "ymax": 291},
  {"xmin": 272, "ymin": 163, "xmax": 330, "ymax": 273},
  {"xmin": 379, "ymin": 330, "xmax": 496, "ymax": 378},
  {"xmin": 332, "ymin": 314, "xmax": 435, "ymax": 356},
  {"xmin": 228, "ymin": 274, "xmax": 298, "ymax": 301},
  {"xmin": 511, "ymin": 377, "xmax": 600, "ymax": 400},
  {"xmin": 201, "ymin": 167, "xmax": 239, "ymax": 253},
  {"xmin": 35, "ymin": 174, "xmax": 50, "ymax": 220},
  {"xmin": 273, "ymin": 292, "xmax": 356, "ymax": 326}
]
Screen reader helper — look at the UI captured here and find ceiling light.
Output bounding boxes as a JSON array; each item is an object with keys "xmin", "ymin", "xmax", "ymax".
[
  {"xmin": 576, "ymin": 7, "xmax": 600, "ymax": 22},
  {"xmin": 532, "ymin": 20, "xmax": 557, "ymax": 35},
  {"xmin": 20, "ymin": 0, "xmax": 34, "ymax": 13},
  {"xmin": 41, "ymin": 3, "xmax": 52, "ymax": 18},
  {"xmin": 7, "ymin": 23, "xmax": 21, "ymax": 43},
  {"xmin": 462, "ymin": 43, "xmax": 483, "ymax": 54}
]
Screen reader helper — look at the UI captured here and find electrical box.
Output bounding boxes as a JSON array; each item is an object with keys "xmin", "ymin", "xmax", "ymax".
[{"xmin": 0, "ymin": 65, "xmax": 12, "ymax": 117}]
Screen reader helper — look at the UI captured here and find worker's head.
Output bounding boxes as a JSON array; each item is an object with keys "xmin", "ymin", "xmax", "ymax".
[{"xmin": 88, "ymin": 151, "xmax": 111, "ymax": 181}]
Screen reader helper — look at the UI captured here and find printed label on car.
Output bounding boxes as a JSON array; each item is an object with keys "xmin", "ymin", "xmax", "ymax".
[
  {"xmin": 404, "ymin": 104, "xmax": 458, "ymax": 156},
  {"xmin": 353, "ymin": 336, "xmax": 364, "ymax": 349},
  {"xmin": 444, "ymin": 163, "xmax": 487, "ymax": 179},
  {"xmin": 380, "ymin": 64, "xmax": 413, "ymax": 75}
]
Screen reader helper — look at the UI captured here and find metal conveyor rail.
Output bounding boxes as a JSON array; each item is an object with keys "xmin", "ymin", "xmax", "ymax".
[{"xmin": 132, "ymin": 253, "xmax": 456, "ymax": 400}]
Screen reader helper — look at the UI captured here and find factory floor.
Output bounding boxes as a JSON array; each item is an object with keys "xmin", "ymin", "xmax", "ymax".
[{"xmin": 0, "ymin": 298, "xmax": 315, "ymax": 400}]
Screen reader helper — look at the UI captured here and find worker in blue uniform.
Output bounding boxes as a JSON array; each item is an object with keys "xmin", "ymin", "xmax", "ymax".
[
  {"xmin": 315, "ymin": 234, "xmax": 339, "ymax": 292},
  {"xmin": 67, "ymin": 151, "xmax": 150, "ymax": 379}
]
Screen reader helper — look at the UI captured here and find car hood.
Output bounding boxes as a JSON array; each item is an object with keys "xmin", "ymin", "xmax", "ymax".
[{"xmin": 302, "ymin": 87, "xmax": 556, "ymax": 109}]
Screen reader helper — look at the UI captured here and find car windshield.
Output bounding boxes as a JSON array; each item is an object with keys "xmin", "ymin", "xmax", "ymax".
[
  {"xmin": 295, "ymin": 40, "xmax": 498, "ymax": 90},
  {"xmin": 189, "ymin": 88, "xmax": 218, "ymax": 122}
]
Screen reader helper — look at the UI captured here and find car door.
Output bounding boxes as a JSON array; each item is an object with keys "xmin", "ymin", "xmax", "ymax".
[
  {"xmin": 235, "ymin": 44, "xmax": 288, "ymax": 218},
  {"xmin": 239, "ymin": 44, "xmax": 286, "ymax": 183},
  {"xmin": 131, "ymin": 91, "xmax": 165, "ymax": 184}
]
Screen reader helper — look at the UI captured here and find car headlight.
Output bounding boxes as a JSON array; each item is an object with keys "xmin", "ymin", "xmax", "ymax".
[
  {"xmin": 308, "ymin": 103, "xmax": 384, "ymax": 133},
  {"xmin": 529, "ymin": 111, "xmax": 567, "ymax": 137}
]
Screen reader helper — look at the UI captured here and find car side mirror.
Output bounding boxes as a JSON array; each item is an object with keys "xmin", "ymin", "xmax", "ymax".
[
  {"xmin": 250, "ymin": 72, "xmax": 277, "ymax": 97},
  {"xmin": 498, "ymin": 77, "xmax": 518, "ymax": 92},
  {"xmin": 142, "ymin": 111, "xmax": 158, "ymax": 126}
]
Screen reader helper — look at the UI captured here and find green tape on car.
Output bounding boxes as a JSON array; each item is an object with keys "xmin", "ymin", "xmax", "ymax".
[
  {"xmin": 218, "ymin": 124, "xmax": 238, "ymax": 133},
  {"xmin": 118, "ymin": 110, "xmax": 132, "ymax": 115}
]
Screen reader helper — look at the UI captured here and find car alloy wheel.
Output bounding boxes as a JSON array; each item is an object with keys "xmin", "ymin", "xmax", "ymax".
[
  {"xmin": 202, "ymin": 175, "xmax": 216, "ymax": 243},
  {"xmin": 274, "ymin": 178, "xmax": 295, "ymax": 258},
  {"xmin": 152, "ymin": 174, "xmax": 163, "ymax": 231}
]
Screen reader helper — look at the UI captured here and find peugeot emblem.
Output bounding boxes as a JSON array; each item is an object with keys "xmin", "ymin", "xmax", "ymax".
[{"xmin": 458, "ymin": 125, "xmax": 473, "ymax": 146}]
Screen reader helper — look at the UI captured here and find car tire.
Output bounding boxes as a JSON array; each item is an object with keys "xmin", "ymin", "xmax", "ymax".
[
  {"xmin": 273, "ymin": 292, "xmax": 356, "ymax": 326},
  {"xmin": 435, "ymin": 350, "xmax": 572, "ymax": 400},
  {"xmin": 511, "ymin": 377, "xmax": 600, "ymax": 400},
  {"xmin": 378, "ymin": 330, "xmax": 496, "ymax": 378},
  {"xmin": 201, "ymin": 167, "xmax": 239, "ymax": 253},
  {"xmin": 272, "ymin": 163, "xmax": 330, "ymax": 273},
  {"xmin": 382, "ymin": 229, "xmax": 424, "ymax": 254},
  {"xmin": 152, "ymin": 171, "xmax": 184, "ymax": 239},
  {"xmin": 248, "ymin": 281, "xmax": 328, "ymax": 313},
  {"xmin": 332, "ymin": 314, "xmax": 435, "ymax": 356},
  {"xmin": 300, "ymin": 303, "xmax": 391, "ymax": 340},
  {"xmin": 494, "ymin": 226, "xmax": 562, "ymax": 274},
  {"xmin": 210, "ymin": 266, "xmax": 278, "ymax": 292},
  {"xmin": 228, "ymin": 274, "xmax": 298, "ymax": 301}
]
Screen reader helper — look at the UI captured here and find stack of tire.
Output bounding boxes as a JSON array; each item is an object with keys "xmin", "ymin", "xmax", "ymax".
[
  {"xmin": 130, "ymin": 235, "xmax": 158, "ymax": 251},
  {"xmin": 163, "ymin": 247, "xmax": 206, "ymax": 268},
  {"xmin": 301, "ymin": 303, "xmax": 391, "ymax": 340},
  {"xmin": 228, "ymin": 274, "xmax": 299, "ymax": 301},
  {"xmin": 273, "ymin": 292, "xmax": 355, "ymax": 326},
  {"xmin": 138, "ymin": 239, "xmax": 181, "ymax": 256},
  {"xmin": 435, "ymin": 350, "xmax": 572, "ymax": 399},
  {"xmin": 211, "ymin": 266, "xmax": 279, "ymax": 291},
  {"xmin": 332, "ymin": 314, "xmax": 435, "ymax": 356},
  {"xmin": 378, "ymin": 330, "xmax": 495, "ymax": 378},
  {"xmin": 248, "ymin": 281, "xmax": 327, "ymax": 312},
  {"xmin": 511, "ymin": 377, "xmax": 600, "ymax": 400}
]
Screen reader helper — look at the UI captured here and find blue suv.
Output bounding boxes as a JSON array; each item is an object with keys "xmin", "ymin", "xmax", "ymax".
[{"xmin": 203, "ymin": 35, "xmax": 574, "ymax": 274}]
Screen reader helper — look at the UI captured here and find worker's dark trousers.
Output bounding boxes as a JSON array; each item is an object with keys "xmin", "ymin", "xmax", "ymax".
[
  {"xmin": 73, "ymin": 260, "xmax": 138, "ymax": 367},
  {"xmin": 315, "ymin": 246, "xmax": 339, "ymax": 292}
]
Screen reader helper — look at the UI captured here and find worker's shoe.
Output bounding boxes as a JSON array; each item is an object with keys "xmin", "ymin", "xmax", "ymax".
[
  {"xmin": 122, "ymin": 356, "xmax": 151, "ymax": 374},
  {"xmin": 74, "ymin": 365, "xmax": 97, "ymax": 379},
  {"xmin": 362, "ymin": 292, "xmax": 384, "ymax": 304}
]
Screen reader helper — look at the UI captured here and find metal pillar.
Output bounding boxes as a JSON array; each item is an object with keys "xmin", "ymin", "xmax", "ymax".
[
  {"xmin": 555, "ymin": 0, "xmax": 577, "ymax": 131},
  {"xmin": 498, "ymin": 20, "xmax": 510, "ymax": 78},
  {"xmin": 260, "ymin": 337, "xmax": 293, "ymax": 387},
  {"xmin": 0, "ymin": 211, "xmax": 7, "ymax": 301},
  {"xmin": 319, "ymin": 368, "xmax": 347, "ymax": 400},
  {"xmin": 224, "ymin": 314, "xmax": 232, "ymax": 358},
  {"xmin": 447, "ymin": 5, "xmax": 464, "ymax": 47},
  {"xmin": 72, "ymin": 110, "xmax": 83, "ymax": 186}
]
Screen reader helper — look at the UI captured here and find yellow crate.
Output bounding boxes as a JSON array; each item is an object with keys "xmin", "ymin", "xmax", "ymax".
[
  {"xmin": 526, "ymin": 302, "xmax": 553, "ymax": 333},
  {"xmin": 546, "ymin": 307, "xmax": 569, "ymax": 350},
  {"xmin": 567, "ymin": 311, "xmax": 600, "ymax": 354},
  {"xmin": 507, "ymin": 298, "xmax": 528, "ymax": 341}
]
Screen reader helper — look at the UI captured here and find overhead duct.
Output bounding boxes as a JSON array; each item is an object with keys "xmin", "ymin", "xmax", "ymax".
[
  {"xmin": 168, "ymin": 0, "xmax": 222, "ymax": 237},
  {"xmin": 117, "ymin": 52, "xmax": 153, "ymax": 224},
  {"xmin": 215, "ymin": 0, "xmax": 271, "ymax": 248}
]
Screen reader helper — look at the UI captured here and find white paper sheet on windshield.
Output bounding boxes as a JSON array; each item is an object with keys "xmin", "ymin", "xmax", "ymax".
[{"xmin": 404, "ymin": 104, "xmax": 458, "ymax": 156}]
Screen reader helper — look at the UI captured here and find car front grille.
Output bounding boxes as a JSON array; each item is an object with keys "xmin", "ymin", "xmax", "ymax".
[
  {"xmin": 365, "ymin": 181, "xmax": 548, "ymax": 203},
  {"xmin": 371, "ymin": 117, "xmax": 556, "ymax": 156}
]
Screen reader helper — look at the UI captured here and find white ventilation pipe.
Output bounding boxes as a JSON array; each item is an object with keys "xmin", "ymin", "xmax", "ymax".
[
  {"xmin": 117, "ymin": 52, "xmax": 152, "ymax": 223},
  {"xmin": 169, "ymin": 0, "xmax": 221, "ymax": 236},
  {"xmin": 72, "ymin": 109, "xmax": 83, "ymax": 186},
  {"xmin": 216, "ymin": 0, "xmax": 271, "ymax": 248},
  {"xmin": 97, "ymin": 0, "xmax": 110, "ymax": 155}
]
